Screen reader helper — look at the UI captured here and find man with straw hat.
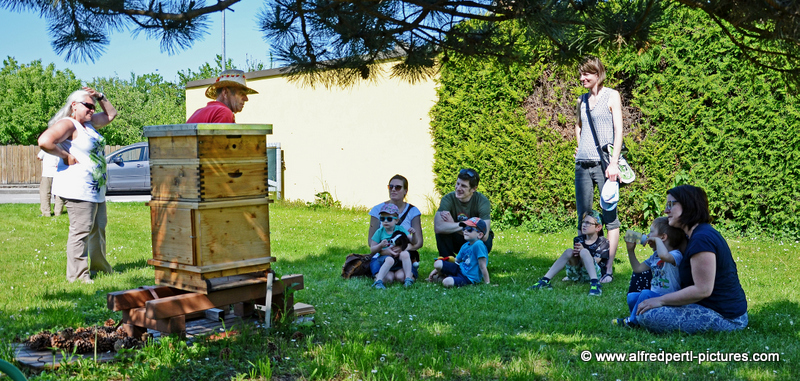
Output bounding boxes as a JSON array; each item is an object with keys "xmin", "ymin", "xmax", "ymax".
[{"xmin": 187, "ymin": 69, "xmax": 259, "ymax": 123}]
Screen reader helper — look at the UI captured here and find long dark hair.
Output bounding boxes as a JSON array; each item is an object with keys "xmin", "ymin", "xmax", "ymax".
[{"xmin": 667, "ymin": 185, "xmax": 711, "ymax": 228}]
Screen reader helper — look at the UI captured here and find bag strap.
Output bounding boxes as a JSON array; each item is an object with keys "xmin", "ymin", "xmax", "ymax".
[
  {"xmin": 583, "ymin": 93, "xmax": 608, "ymax": 173},
  {"xmin": 398, "ymin": 203, "xmax": 415, "ymax": 225}
]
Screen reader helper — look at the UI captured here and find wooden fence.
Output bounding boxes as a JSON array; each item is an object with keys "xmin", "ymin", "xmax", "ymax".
[{"xmin": 0, "ymin": 145, "xmax": 122, "ymax": 184}]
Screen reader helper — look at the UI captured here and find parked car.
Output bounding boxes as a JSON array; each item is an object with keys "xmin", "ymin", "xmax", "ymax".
[{"xmin": 105, "ymin": 142, "xmax": 150, "ymax": 194}]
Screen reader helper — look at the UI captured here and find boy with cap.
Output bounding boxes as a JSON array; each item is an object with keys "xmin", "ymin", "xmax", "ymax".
[
  {"xmin": 529, "ymin": 210, "xmax": 608, "ymax": 296},
  {"xmin": 369, "ymin": 203, "xmax": 419, "ymax": 289},
  {"xmin": 427, "ymin": 217, "xmax": 490, "ymax": 287}
]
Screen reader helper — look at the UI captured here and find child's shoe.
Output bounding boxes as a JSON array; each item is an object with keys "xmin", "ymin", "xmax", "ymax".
[
  {"xmin": 372, "ymin": 280, "xmax": 386, "ymax": 290},
  {"xmin": 403, "ymin": 277, "xmax": 414, "ymax": 287},
  {"xmin": 529, "ymin": 278, "xmax": 553, "ymax": 290},
  {"xmin": 612, "ymin": 318, "xmax": 633, "ymax": 327},
  {"xmin": 588, "ymin": 280, "xmax": 602, "ymax": 296}
]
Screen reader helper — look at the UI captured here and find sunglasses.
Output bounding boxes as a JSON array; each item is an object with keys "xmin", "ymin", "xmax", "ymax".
[
  {"xmin": 379, "ymin": 216, "xmax": 398, "ymax": 222},
  {"xmin": 387, "ymin": 184, "xmax": 403, "ymax": 191},
  {"xmin": 79, "ymin": 102, "xmax": 96, "ymax": 111},
  {"xmin": 459, "ymin": 169, "xmax": 477, "ymax": 179},
  {"xmin": 581, "ymin": 221, "xmax": 599, "ymax": 226},
  {"xmin": 665, "ymin": 200, "xmax": 679, "ymax": 211},
  {"xmin": 462, "ymin": 226, "xmax": 478, "ymax": 233}
]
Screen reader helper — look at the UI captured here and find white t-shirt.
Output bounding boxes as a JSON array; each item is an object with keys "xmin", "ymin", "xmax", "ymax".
[
  {"xmin": 38, "ymin": 150, "xmax": 60, "ymax": 178},
  {"xmin": 369, "ymin": 202, "xmax": 421, "ymax": 233}
]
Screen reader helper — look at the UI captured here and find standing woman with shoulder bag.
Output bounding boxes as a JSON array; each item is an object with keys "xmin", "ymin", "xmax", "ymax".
[{"xmin": 573, "ymin": 56, "xmax": 624, "ymax": 285}]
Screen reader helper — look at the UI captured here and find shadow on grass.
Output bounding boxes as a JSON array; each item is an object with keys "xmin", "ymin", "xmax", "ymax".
[{"xmin": 112, "ymin": 258, "xmax": 149, "ymax": 274}]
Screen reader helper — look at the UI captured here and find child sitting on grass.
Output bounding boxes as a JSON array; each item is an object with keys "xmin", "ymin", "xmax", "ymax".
[
  {"xmin": 613, "ymin": 216, "xmax": 685, "ymax": 327},
  {"xmin": 529, "ymin": 210, "xmax": 608, "ymax": 296},
  {"xmin": 370, "ymin": 203, "xmax": 419, "ymax": 289},
  {"xmin": 427, "ymin": 217, "xmax": 490, "ymax": 287}
]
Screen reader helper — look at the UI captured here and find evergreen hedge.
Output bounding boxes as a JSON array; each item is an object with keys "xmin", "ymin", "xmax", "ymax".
[{"xmin": 430, "ymin": 7, "xmax": 800, "ymax": 238}]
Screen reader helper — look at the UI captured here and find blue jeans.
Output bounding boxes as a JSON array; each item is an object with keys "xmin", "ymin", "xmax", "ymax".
[
  {"xmin": 637, "ymin": 304, "xmax": 748, "ymax": 334},
  {"xmin": 575, "ymin": 163, "xmax": 620, "ymax": 231},
  {"xmin": 626, "ymin": 289, "xmax": 661, "ymax": 324}
]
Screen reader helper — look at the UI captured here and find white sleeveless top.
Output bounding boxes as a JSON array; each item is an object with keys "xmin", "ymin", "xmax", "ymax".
[{"xmin": 53, "ymin": 118, "xmax": 107, "ymax": 202}]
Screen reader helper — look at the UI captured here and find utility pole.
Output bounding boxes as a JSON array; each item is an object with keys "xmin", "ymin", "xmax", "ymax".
[{"xmin": 221, "ymin": 9, "xmax": 226, "ymax": 70}]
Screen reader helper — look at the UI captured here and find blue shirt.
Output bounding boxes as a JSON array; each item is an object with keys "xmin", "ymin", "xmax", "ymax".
[
  {"xmin": 680, "ymin": 224, "xmax": 747, "ymax": 318},
  {"xmin": 456, "ymin": 240, "xmax": 489, "ymax": 284}
]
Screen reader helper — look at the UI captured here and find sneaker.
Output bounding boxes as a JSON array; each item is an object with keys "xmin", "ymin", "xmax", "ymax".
[
  {"xmin": 588, "ymin": 281, "xmax": 602, "ymax": 296},
  {"xmin": 529, "ymin": 278, "xmax": 553, "ymax": 290},
  {"xmin": 404, "ymin": 277, "xmax": 414, "ymax": 288},
  {"xmin": 372, "ymin": 280, "xmax": 386, "ymax": 290},
  {"xmin": 612, "ymin": 318, "xmax": 632, "ymax": 327}
]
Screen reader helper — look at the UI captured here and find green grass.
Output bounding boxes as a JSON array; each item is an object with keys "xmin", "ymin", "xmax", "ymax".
[{"xmin": 0, "ymin": 202, "xmax": 797, "ymax": 380}]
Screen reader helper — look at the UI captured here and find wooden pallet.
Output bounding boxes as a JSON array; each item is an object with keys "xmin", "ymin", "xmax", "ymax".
[{"xmin": 107, "ymin": 274, "xmax": 306, "ymax": 338}]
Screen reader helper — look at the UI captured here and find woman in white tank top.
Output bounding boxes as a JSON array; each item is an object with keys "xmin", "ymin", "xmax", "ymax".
[{"xmin": 38, "ymin": 87, "xmax": 118, "ymax": 284}]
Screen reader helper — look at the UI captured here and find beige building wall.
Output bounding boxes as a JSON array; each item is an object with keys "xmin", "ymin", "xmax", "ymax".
[{"xmin": 186, "ymin": 62, "xmax": 440, "ymax": 213}]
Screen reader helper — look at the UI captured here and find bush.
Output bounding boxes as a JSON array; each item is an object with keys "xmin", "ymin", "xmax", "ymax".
[{"xmin": 431, "ymin": 8, "xmax": 800, "ymax": 238}]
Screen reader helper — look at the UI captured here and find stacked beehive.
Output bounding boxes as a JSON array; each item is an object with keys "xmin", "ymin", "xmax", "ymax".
[{"xmin": 144, "ymin": 124, "xmax": 273, "ymax": 294}]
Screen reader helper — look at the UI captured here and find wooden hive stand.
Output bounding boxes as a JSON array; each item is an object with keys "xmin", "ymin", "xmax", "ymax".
[{"xmin": 107, "ymin": 274, "xmax": 309, "ymax": 338}]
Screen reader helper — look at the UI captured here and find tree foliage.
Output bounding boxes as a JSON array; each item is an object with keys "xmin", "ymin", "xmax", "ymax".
[
  {"xmin": 431, "ymin": 7, "xmax": 800, "ymax": 238},
  {"xmin": 0, "ymin": 57, "xmax": 82, "ymax": 145},
  {"xmin": 88, "ymin": 73, "xmax": 186, "ymax": 145},
  {"xmin": 3, "ymin": 0, "xmax": 800, "ymax": 86}
]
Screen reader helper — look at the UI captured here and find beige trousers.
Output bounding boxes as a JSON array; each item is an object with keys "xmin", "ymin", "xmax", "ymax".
[
  {"xmin": 65, "ymin": 199, "xmax": 112, "ymax": 282},
  {"xmin": 39, "ymin": 177, "xmax": 65, "ymax": 216}
]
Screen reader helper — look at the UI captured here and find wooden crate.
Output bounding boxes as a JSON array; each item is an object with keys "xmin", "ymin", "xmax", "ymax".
[
  {"xmin": 148, "ymin": 198, "xmax": 274, "ymax": 293},
  {"xmin": 144, "ymin": 124, "xmax": 272, "ymax": 202},
  {"xmin": 150, "ymin": 158, "xmax": 268, "ymax": 201}
]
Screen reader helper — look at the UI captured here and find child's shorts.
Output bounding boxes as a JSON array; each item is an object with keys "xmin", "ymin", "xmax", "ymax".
[
  {"xmin": 565, "ymin": 262, "xmax": 602, "ymax": 282},
  {"xmin": 439, "ymin": 261, "xmax": 472, "ymax": 287},
  {"xmin": 370, "ymin": 255, "xmax": 418, "ymax": 278}
]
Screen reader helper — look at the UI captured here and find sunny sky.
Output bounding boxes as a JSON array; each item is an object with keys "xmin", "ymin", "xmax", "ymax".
[{"xmin": 0, "ymin": 1, "xmax": 276, "ymax": 83}]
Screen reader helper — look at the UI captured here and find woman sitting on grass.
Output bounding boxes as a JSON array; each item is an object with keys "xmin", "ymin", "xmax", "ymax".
[
  {"xmin": 635, "ymin": 185, "xmax": 748, "ymax": 333},
  {"xmin": 367, "ymin": 174, "xmax": 423, "ymax": 264}
]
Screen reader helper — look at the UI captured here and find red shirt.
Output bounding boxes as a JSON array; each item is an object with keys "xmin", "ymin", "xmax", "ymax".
[{"xmin": 186, "ymin": 101, "xmax": 235, "ymax": 123}]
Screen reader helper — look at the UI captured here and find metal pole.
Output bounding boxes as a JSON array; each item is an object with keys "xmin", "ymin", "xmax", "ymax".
[{"xmin": 221, "ymin": 9, "xmax": 226, "ymax": 70}]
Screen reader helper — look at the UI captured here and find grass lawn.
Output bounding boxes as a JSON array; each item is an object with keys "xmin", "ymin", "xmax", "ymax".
[{"xmin": 0, "ymin": 201, "xmax": 797, "ymax": 380}]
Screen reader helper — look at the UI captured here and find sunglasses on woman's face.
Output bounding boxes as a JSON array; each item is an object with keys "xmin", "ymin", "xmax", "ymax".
[
  {"xmin": 388, "ymin": 184, "xmax": 403, "ymax": 191},
  {"xmin": 379, "ymin": 216, "xmax": 398, "ymax": 222},
  {"xmin": 79, "ymin": 102, "xmax": 96, "ymax": 111}
]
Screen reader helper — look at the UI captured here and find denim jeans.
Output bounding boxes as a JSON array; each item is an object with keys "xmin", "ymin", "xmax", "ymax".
[
  {"xmin": 575, "ymin": 163, "xmax": 620, "ymax": 231},
  {"xmin": 626, "ymin": 289, "xmax": 662, "ymax": 324}
]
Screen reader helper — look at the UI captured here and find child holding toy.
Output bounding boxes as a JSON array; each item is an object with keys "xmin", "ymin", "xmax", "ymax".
[
  {"xmin": 613, "ymin": 216, "xmax": 685, "ymax": 327},
  {"xmin": 369, "ymin": 203, "xmax": 419, "ymax": 289},
  {"xmin": 529, "ymin": 210, "xmax": 608, "ymax": 296},
  {"xmin": 427, "ymin": 217, "xmax": 490, "ymax": 287}
]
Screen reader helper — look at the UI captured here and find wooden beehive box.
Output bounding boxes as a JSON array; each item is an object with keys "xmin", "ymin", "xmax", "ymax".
[
  {"xmin": 143, "ymin": 124, "xmax": 274, "ymax": 294},
  {"xmin": 144, "ymin": 123, "xmax": 272, "ymax": 202},
  {"xmin": 147, "ymin": 198, "xmax": 274, "ymax": 293}
]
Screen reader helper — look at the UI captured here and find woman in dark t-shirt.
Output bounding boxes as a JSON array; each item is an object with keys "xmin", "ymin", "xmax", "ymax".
[{"xmin": 635, "ymin": 185, "xmax": 748, "ymax": 333}]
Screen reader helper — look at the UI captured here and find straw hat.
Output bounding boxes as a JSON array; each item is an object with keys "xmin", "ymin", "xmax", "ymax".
[{"xmin": 205, "ymin": 70, "xmax": 259, "ymax": 99}]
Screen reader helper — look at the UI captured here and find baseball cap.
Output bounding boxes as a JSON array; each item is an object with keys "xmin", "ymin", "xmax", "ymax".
[
  {"xmin": 379, "ymin": 203, "xmax": 399, "ymax": 215},
  {"xmin": 600, "ymin": 181, "xmax": 619, "ymax": 211},
  {"xmin": 459, "ymin": 217, "xmax": 487, "ymax": 233}
]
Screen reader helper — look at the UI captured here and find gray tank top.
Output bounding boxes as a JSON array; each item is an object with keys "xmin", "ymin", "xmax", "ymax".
[{"xmin": 576, "ymin": 87, "xmax": 616, "ymax": 162}]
